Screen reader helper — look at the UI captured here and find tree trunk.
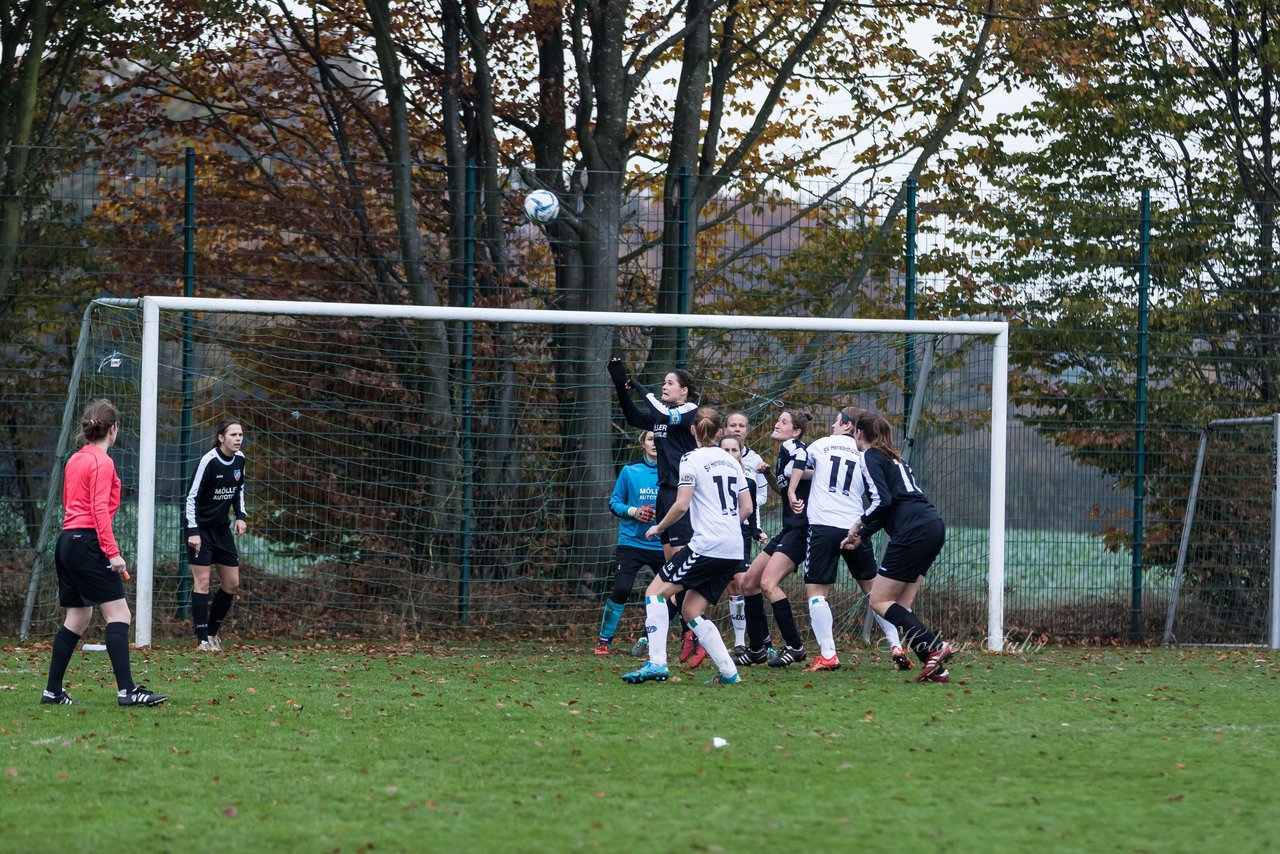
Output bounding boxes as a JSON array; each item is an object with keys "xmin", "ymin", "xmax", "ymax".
[
  {"xmin": 0, "ymin": 0, "xmax": 50, "ymax": 317},
  {"xmin": 365, "ymin": 0, "xmax": 457, "ymax": 561}
]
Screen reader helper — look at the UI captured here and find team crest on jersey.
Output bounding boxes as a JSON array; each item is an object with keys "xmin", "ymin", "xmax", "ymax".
[
  {"xmin": 669, "ymin": 410, "xmax": 683, "ymax": 425},
  {"xmin": 234, "ymin": 470, "xmax": 242, "ymax": 481}
]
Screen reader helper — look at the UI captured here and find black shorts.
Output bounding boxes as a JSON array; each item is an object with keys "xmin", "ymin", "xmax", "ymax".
[
  {"xmin": 737, "ymin": 530, "xmax": 754, "ymax": 573},
  {"xmin": 656, "ymin": 484, "xmax": 694, "ymax": 548},
  {"xmin": 187, "ymin": 525, "xmax": 239, "ymax": 567},
  {"xmin": 659, "ymin": 547, "xmax": 740, "ymax": 606},
  {"xmin": 878, "ymin": 518, "xmax": 946, "ymax": 583},
  {"xmin": 614, "ymin": 545, "xmax": 666, "ymax": 583},
  {"xmin": 763, "ymin": 525, "xmax": 807, "ymax": 568},
  {"xmin": 55, "ymin": 529, "xmax": 125, "ymax": 607},
  {"xmin": 805, "ymin": 524, "xmax": 877, "ymax": 585}
]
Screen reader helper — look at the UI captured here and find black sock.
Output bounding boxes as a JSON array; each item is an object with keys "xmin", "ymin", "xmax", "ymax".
[
  {"xmin": 46, "ymin": 626, "xmax": 81, "ymax": 694},
  {"xmin": 104, "ymin": 622, "xmax": 134, "ymax": 693},
  {"xmin": 208, "ymin": 590, "xmax": 234, "ymax": 637},
  {"xmin": 191, "ymin": 592, "xmax": 210, "ymax": 641},
  {"xmin": 884, "ymin": 603, "xmax": 940, "ymax": 659},
  {"xmin": 673, "ymin": 589, "xmax": 690, "ymax": 635},
  {"xmin": 744, "ymin": 593, "xmax": 768, "ymax": 650},
  {"xmin": 770, "ymin": 597, "xmax": 803, "ymax": 649}
]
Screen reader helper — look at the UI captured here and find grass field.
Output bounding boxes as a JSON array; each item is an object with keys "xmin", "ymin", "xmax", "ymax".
[{"xmin": 2, "ymin": 640, "xmax": 1277, "ymax": 852}]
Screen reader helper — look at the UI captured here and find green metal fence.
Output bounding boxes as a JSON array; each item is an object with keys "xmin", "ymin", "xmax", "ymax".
[{"xmin": 2, "ymin": 146, "xmax": 1276, "ymax": 645}]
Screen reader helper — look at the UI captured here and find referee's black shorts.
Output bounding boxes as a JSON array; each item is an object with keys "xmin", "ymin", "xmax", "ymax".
[
  {"xmin": 55, "ymin": 529, "xmax": 125, "ymax": 607},
  {"xmin": 878, "ymin": 518, "xmax": 945, "ymax": 583},
  {"xmin": 805, "ymin": 524, "xmax": 877, "ymax": 585},
  {"xmin": 656, "ymin": 484, "xmax": 693, "ymax": 548},
  {"xmin": 187, "ymin": 525, "xmax": 240, "ymax": 567}
]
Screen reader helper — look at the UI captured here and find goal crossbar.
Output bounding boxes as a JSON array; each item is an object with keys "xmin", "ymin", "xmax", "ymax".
[{"xmin": 88, "ymin": 296, "xmax": 1010, "ymax": 649}]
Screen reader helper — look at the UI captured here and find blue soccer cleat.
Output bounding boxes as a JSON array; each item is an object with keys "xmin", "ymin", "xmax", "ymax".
[
  {"xmin": 621, "ymin": 662, "xmax": 669, "ymax": 684},
  {"xmin": 704, "ymin": 672, "xmax": 740, "ymax": 685}
]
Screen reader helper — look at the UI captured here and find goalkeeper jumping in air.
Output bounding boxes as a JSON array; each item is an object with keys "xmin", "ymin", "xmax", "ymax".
[{"xmin": 608, "ymin": 357, "xmax": 706, "ymax": 665}]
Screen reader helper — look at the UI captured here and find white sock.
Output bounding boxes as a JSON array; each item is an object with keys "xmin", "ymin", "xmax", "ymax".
[
  {"xmin": 729, "ymin": 595, "xmax": 746, "ymax": 646},
  {"xmin": 874, "ymin": 611, "xmax": 902, "ymax": 648},
  {"xmin": 690, "ymin": 616, "xmax": 738, "ymax": 678},
  {"xmin": 645, "ymin": 596, "xmax": 670, "ymax": 667},
  {"xmin": 809, "ymin": 596, "xmax": 836, "ymax": 658}
]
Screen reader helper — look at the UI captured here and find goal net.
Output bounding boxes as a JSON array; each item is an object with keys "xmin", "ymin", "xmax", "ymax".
[
  {"xmin": 1162, "ymin": 416, "xmax": 1280, "ymax": 647},
  {"xmin": 23, "ymin": 297, "xmax": 1008, "ymax": 649}
]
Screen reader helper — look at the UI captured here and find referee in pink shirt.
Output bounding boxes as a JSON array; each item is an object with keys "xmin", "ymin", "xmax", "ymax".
[{"xmin": 40, "ymin": 399, "xmax": 166, "ymax": 708}]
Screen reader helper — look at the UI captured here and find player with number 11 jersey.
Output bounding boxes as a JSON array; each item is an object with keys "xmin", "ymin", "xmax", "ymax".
[{"xmin": 799, "ymin": 408, "xmax": 908, "ymax": 671}]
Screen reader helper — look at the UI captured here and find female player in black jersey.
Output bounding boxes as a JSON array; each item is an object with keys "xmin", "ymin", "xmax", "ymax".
[
  {"xmin": 607, "ymin": 358, "xmax": 700, "ymax": 558},
  {"xmin": 733, "ymin": 409, "xmax": 812, "ymax": 668},
  {"xmin": 185, "ymin": 418, "xmax": 248, "ymax": 652},
  {"xmin": 841, "ymin": 411, "xmax": 953, "ymax": 682},
  {"xmin": 608, "ymin": 358, "xmax": 702, "ymax": 661}
]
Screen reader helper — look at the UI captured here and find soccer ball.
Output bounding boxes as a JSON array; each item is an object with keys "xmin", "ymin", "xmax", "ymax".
[{"xmin": 523, "ymin": 189, "xmax": 560, "ymax": 224}]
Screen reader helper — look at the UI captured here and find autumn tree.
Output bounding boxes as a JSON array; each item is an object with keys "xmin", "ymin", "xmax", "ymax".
[{"xmin": 954, "ymin": 1, "xmax": 1280, "ymax": 631}]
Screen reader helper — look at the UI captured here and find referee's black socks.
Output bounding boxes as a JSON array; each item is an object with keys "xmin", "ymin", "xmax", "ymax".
[
  {"xmin": 46, "ymin": 626, "xmax": 81, "ymax": 694},
  {"xmin": 104, "ymin": 622, "xmax": 134, "ymax": 692}
]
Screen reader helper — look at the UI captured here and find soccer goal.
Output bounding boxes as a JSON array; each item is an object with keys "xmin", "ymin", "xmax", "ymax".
[
  {"xmin": 1162, "ymin": 416, "xmax": 1280, "ymax": 648},
  {"xmin": 22, "ymin": 296, "xmax": 1009, "ymax": 649}
]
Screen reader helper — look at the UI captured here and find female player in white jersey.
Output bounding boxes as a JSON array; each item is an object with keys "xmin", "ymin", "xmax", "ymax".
[
  {"xmin": 722, "ymin": 412, "xmax": 769, "ymax": 655},
  {"xmin": 793, "ymin": 407, "xmax": 911, "ymax": 672},
  {"xmin": 841, "ymin": 411, "xmax": 953, "ymax": 682},
  {"xmin": 621, "ymin": 408, "xmax": 752, "ymax": 685},
  {"xmin": 733, "ymin": 409, "xmax": 812, "ymax": 668}
]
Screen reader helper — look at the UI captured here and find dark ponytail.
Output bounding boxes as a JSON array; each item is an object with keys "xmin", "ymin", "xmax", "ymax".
[
  {"xmin": 854, "ymin": 412, "xmax": 901, "ymax": 462},
  {"xmin": 81, "ymin": 399, "xmax": 118, "ymax": 443},
  {"xmin": 693, "ymin": 406, "xmax": 721, "ymax": 447}
]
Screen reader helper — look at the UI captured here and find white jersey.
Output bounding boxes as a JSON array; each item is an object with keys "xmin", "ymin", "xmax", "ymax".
[
  {"xmin": 678, "ymin": 446, "xmax": 750, "ymax": 559},
  {"xmin": 740, "ymin": 445, "xmax": 769, "ymax": 510},
  {"xmin": 803, "ymin": 434, "xmax": 867, "ymax": 528}
]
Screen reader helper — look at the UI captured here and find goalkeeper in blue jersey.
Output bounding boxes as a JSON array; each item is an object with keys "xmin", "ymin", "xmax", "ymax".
[{"xmin": 594, "ymin": 431, "xmax": 667, "ymax": 655}]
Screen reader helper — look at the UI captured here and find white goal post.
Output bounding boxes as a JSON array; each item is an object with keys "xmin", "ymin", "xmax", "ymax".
[{"xmin": 55, "ymin": 296, "xmax": 1012, "ymax": 649}]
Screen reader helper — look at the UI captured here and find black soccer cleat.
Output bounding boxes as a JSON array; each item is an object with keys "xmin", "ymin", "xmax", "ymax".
[
  {"xmin": 40, "ymin": 689, "xmax": 77, "ymax": 705},
  {"xmin": 767, "ymin": 645, "xmax": 807, "ymax": 668},
  {"xmin": 732, "ymin": 646, "xmax": 770, "ymax": 666},
  {"xmin": 118, "ymin": 685, "xmax": 168, "ymax": 707}
]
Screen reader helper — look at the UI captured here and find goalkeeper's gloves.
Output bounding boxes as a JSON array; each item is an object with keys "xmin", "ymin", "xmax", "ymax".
[{"xmin": 607, "ymin": 356, "xmax": 631, "ymax": 388}]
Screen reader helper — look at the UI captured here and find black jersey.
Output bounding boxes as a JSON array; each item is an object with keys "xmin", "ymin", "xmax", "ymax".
[
  {"xmin": 185, "ymin": 447, "xmax": 248, "ymax": 535},
  {"xmin": 775, "ymin": 438, "xmax": 810, "ymax": 531},
  {"xmin": 858, "ymin": 447, "xmax": 940, "ymax": 539},
  {"xmin": 613, "ymin": 379, "xmax": 699, "ymax": 487}
]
